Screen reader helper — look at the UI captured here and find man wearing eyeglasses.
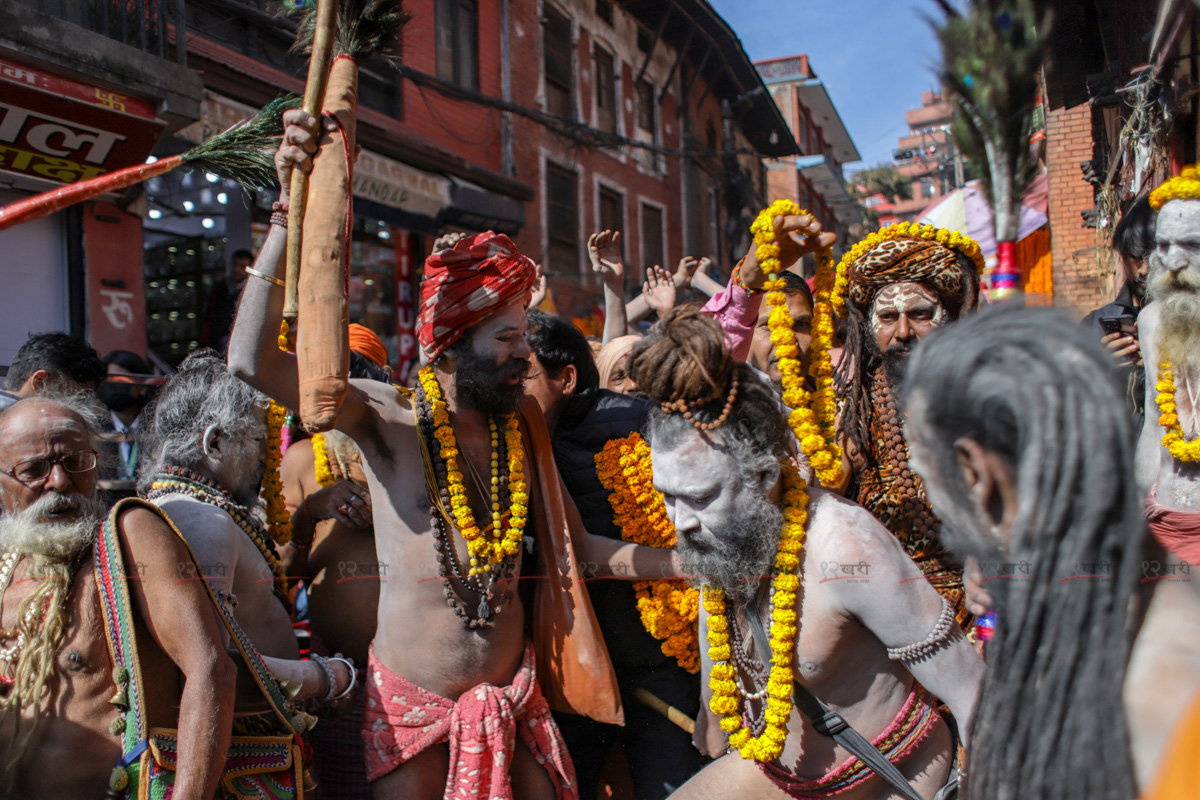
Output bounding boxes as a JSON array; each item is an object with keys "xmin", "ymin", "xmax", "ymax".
[{"xmin": 0, "ymin": 396, "xmax": 237, "ymax": 799}]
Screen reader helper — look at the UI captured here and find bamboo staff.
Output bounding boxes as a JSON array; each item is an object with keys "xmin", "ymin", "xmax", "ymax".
[
  {"xmin": 0, "ymin": 97, "xmax": 295, "ymax": 234},
  {"xmin": 635, "ymin": 687, "xmax": 696, "ymax": 735},
  {"xmin": 283, "ymin": 0, "xmax": 338, "ymax": 342}
]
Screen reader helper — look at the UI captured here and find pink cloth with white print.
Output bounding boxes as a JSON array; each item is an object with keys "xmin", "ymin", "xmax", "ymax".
[{"xmin": 361, "ymin": 640, "xmax": 578, "ymax": 799}]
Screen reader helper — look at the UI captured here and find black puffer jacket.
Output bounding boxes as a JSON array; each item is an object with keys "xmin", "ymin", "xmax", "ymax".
[{"xmin": 553, "ymin": 389, "xmax": 669, "ymax": 669}]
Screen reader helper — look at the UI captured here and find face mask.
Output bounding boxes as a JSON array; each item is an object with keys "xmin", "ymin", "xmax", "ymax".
[{"xmin": 97, "ymin": 383, "xmax": 144, "ymax": 414}]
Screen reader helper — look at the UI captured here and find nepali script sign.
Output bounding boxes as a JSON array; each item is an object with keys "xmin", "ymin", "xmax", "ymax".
[{"xmin": 0, "ymin": 56, "xmax": 164, "ymax": 186}]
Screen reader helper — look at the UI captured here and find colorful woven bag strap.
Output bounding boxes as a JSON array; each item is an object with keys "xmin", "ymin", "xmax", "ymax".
[{"xmin": 94, "ymin": 498, "xmax": 303, "ymax": 750}]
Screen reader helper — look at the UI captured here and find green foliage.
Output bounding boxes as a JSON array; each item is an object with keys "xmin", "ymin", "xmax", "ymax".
[
  {"xmin": 851, "ymin": 163, "xmax": 912, "ymax": 203},
  {"xmin": 931, "ymin": 0, "xmax": 1048, "ymax": 240}
]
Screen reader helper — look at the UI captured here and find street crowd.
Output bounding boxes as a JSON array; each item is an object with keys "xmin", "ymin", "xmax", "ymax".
[{"xmin": 1, "ymin": 110, "xmax": 1199, "ymax": 800}]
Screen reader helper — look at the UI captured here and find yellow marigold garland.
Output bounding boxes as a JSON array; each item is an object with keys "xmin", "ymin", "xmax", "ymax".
[
  {"xmin": 595, "ymin": 434, "xmax": 700, "ymax": 674},
  {"xmin": 312, "ymin": 433, "xmax": 336, "ymax": 488},
  {"xmin": 1150, "ymin": 165, "xmax": 1200, "ymax": 211},
  {"xmin": 418, "ymin": 366, "xmax": 528, "ymax": 571},
  {"xmin": 261, "ymin": 401, "xmax": 293, "ymax": 545},
  {"xmin": 705, "ymin": 460, "xmax": 808, "ymax": 763},
  {"xmin": 751, "ymin": 200, "xmax": 843, "ymax": 487},
  {"xmin": 831, "ymin": 221, "xmax": 985, "ymax": 318},
  {"xmin": 1157, "ymin": 361, "xmax": 1200, "ymax": 462}
]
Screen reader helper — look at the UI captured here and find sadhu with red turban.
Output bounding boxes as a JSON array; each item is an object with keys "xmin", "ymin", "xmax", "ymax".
[{"xmin": 417, "ymin": 232, "xmax": 537, "ymax": 363}]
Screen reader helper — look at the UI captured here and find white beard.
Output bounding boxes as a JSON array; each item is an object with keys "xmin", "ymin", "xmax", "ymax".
[
  {"xmin": 1151, "ymin": 258, "xmax": 1200, "ymax": 371},
  {"xmin": 0, "ymin": 492, "xmax": 106, "ymax": 562}
]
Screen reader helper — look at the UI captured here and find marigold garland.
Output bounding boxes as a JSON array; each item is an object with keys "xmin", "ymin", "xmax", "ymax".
[
  {"xmin": 705, "ymin": 460, "xmax": 808, "ymax": 763},
  {"xmin": 831, "ymin": 221, "xmax": 984, "ymax": 318},
  {"xmin": 1150, "ymin": 165, "xmax": 1200, "ymax": 211},
  {"xmin": 261, "ymin": 401, "xmax": 292, "ymax": 545},
  {"xmin": 595, "ymin": 434, "xmax": 700, "ymax": 674},
  {"xmin": 751, "ymin": 200, "xmax": 843, "ymax": 487},
  {"xmin": 418, "ymin": 366, "xmax": 528, "ymax": 571},
  {"xmin": 1156, "ymin": 361, "xmax": 1200, "ymax": 462},
  {"xmin": 312, "ymin": 433, "xmax": 336, "ymax": 488}
]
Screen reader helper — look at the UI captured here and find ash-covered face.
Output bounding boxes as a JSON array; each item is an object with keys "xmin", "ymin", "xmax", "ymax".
[
  {"xmin": 905, "ymin": 393, "xmax": 1008, "ymax": 567},
  {"xmin": 870, "ymin": 281, "xmax": 945, "ymax": 384},
  {"xmin": 651, "ymin": 430, "xmax": 782, "ymax": 599},
  {"xmin": 1152, "ymin": 201, "xmax": 1200, "ymax": 370}
]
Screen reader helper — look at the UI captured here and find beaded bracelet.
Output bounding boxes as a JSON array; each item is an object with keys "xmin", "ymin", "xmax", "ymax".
[
  {"xmin": 270, "ymin": 210, "xmax": 289, "ymax": 228},
  {"xmin": 309, "ymin": 653, "xmax": 338, "ymax": 703},
  {"xmin": 886, "ymin": 596, "xmax": 955, "ymax": 662},
  {"xmin": 731, "ymin": 259, "xmax": 766, "ymax": 294}
]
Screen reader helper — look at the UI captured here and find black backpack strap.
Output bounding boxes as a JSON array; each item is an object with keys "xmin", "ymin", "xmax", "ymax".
[{"xmin": 741, "ymin": 595, "xmax": 927, "ymax": 800}]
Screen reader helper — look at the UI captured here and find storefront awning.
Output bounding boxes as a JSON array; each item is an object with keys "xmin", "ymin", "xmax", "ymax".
[{"xmin": 440, "ymin": 176, "xmax": 526, "ymax": 235}]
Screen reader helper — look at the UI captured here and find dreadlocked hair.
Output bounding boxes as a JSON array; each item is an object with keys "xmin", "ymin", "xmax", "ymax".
[
  {"xmin": 900, "ymin": 305, "xmax": 1143, "ymax": 800},
  {"xmin": 629, "ymin": 308, "xmax": 791, "ymax": 467}
]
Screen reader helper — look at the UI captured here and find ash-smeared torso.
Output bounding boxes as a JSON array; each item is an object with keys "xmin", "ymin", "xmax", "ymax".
[
  {"xmin": 346, "ymin": 382, "xmax": 530, "ymax": 700},
  {"xmin": 0, "ymin": 557, "xmax": 182, "ymax": 799},
  {"xmin": 1137, "ymin": 304, "xmax": 1200, "ymax": 513},
  {"xmin": 849, "ymin": 365, "xmax": 968, "ymax": 628}
]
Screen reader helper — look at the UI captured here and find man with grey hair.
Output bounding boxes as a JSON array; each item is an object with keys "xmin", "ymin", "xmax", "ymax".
[
  {"xmin": 138, "ymin": 350, "xmax": 299, "ymax": 662},
  {"xmin": 0, "ymin": 395, "xmax": 237, "ymax": 798},
  {"xmin": 1136, "ymin": 175, "xmax": 1200, "ymax": 570}
]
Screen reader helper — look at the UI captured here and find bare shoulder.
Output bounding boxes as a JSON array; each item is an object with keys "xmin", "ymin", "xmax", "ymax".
[
  {"xmin": 116, "ymin": 503, "xmax": 178, "ymax": 548},
  {"xmin": 1140, "ymin": 300, "xmax": 1162, "ymax": 330},
  {"xmin": 804, "ymin": 487, "xmax": 912, "ymax": 567},
  {"xmin": 152, "ymin": 495, "xmax": 242, "ymax": 546},
  {"xmin": 343, "ymin": 378, "xmax": 415, "ymax": 428}
]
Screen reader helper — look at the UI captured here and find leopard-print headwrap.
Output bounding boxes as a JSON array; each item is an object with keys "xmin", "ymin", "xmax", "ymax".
[{"xmin": 846, "ymin": 236, "xmax": 966, "ymax": 317}]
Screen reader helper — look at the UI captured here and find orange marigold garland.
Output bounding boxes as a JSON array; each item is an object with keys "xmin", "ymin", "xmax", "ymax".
[
  {"xmin": 1157, "ymin": 361, "xmax": 1200, "ymax": 462},
  {"xmin": 419, "ymin": 366, "xmax": 528, "ymax": 572},
  {"xmin": 831, "ymin": 221, "xmax": 984, "ymax": 318},
  {"xmin": 261, "ymin": 400, "xmax": 293, "ymax": 545},
  {"xmin": 751, "ymin": 200, "xmax": 843, "ymax": 487},
  {"xmin": 595, "ymin": 434, "xmax": 699, "ymax": 674},
  {"xmin": 312, "ymin": 433, "xmax": 336, "ymax": 488}
]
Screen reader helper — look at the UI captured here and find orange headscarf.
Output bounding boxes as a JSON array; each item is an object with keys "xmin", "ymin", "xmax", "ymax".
[{"xmin": 348, "ymin": 323, "xmax": 388, "ymax": 368}]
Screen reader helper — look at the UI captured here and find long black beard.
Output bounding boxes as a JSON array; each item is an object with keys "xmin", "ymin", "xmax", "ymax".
[
  {"xmin": 454, "ymin": 348, "xmax": 530, "ymax": 415},
  {"xmin": 675, "ymin": 491, "xmax": 783, "ymax": 601},
  {"xmin": 865, "ymin": 333, "xmax": 913, "ymax": 389}
]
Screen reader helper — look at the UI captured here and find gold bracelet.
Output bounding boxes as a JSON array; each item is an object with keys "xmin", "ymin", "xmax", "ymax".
[{"xmin": 245, "ymin": 266, "xmax": 285, "ymax": 287}]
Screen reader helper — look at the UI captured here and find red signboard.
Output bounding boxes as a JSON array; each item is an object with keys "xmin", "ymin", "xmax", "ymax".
[
  {"xmin": 0, "ymin": 56, "xmax": 164, "ymax": 185},
  {"xmin": 394, "ymin": 229, "xmax": 419, "ymax": 383}
]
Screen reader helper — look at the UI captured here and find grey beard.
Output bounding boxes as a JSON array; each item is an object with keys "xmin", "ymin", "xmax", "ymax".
[
  {"xmin": 675, "ymin": 490, "xmax": 783, "ymax": 601},
  {"xmin": 0, "ymin": 492, "xmax": 106, "ymax": 562},
  {"xmin": 1152, "ymin": 266, "xmax": 1200, "ymax": 369}
]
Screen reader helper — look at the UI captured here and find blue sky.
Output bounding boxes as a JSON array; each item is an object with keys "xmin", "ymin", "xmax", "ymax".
[{"xmin": 710, "ymin": 0, "xmax": 947, "ymax": 174}]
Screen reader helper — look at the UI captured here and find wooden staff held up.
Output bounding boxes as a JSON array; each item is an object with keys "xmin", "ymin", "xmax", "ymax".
[{"xmin": 283, "ymin": 0, "xmax": 338, "ymax": 339}]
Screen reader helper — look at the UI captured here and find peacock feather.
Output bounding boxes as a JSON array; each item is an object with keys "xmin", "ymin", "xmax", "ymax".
[{"xmin": 290, "ymin": 0, "xmax": 410, "ymax": 60}]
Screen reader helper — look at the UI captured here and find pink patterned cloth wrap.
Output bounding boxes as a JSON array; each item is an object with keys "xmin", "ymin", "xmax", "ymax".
[
  {"xmin": 361, "ymin": 641, "xmax": 578, "ymax": 799},
  {"xmin": 417, "ymin": 231, "xmax": 537, "ymax": 363},
  {"xmin": 1145, "ymin": 484, "xmax": 1200, "ymax": 568}
]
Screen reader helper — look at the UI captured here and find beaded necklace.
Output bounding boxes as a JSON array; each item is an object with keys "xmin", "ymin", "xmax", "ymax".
[
  {"xmin": 414, "ymin": 385, "xmax": 515, "ymax": 628},
  {"xmin": 144, "ymin": 467, "xmax": 289, "ymax": 606}
]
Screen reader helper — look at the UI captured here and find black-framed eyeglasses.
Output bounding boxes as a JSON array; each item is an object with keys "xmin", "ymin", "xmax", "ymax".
[{"xmin": 0, "ymin": 450, "xmax": 98, "ymax": 485}]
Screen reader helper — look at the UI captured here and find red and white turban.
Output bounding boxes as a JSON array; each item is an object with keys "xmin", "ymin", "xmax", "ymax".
[{"xmin": 417, "ymin": 232, "xmax": 537, "ymax": 362}]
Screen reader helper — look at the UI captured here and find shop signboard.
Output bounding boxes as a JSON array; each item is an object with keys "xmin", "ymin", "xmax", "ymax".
[
  {"xmin": 393, "ymin": 229, "xmax": 418, "ymax": 382},
  {"xmin": 354, "ymin": 150, "xmax": 450, "ymax": 220},
  {"xmin": 0, "ymin": 56, "xmax": 164, "ymax": 186}
]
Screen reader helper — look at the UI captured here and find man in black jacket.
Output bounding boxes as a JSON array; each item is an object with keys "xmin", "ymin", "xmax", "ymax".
[{"xmin": 525, "ymin": 309, "xmax": 703, "ymax": 800}]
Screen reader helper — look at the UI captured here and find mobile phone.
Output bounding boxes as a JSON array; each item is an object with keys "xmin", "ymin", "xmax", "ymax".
[{"xmin": 1099, "ymin": 316, "xmax": 1136, "ymax": 336}]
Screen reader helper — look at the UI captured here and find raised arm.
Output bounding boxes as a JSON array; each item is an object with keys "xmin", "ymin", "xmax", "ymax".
[
  {"xmin": 589, "ymin": 230, "xmax": 628, "ymax": 344},
  {"xmin": 120, "ymin": 506, "xmax": 237, "ymax": 800}
]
